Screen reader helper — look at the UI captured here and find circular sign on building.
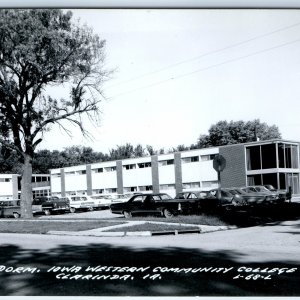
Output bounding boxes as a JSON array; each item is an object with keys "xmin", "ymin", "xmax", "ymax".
[{"xmin": 213, "ymin": 154, "xmax": 226, "ymax": 172}]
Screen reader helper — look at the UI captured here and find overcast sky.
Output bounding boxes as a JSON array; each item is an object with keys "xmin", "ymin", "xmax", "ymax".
[{"xmin": 39, "ymin": 9, "xmax": 300, "ymax": 153}]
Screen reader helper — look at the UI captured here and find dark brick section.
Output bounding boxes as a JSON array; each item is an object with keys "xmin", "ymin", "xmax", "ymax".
[
  {"xmin": 116, "ymin": 160, "xmax": 124, "ymax": 195},
  {"xmin": 219, "ymin": 144, "xmax": 247, "ymax": 188},
  {"xmin": 151, "ymin": 155, "xmax": 160, "ymax": 193},
  {"xmin": 60, "ymin": 168, "xmax": 66, "ymax": 197},
  {"xmin": 174, "ymin": 152, "xmax": 183, "ymax": 195},
  {"xmin": 86, "ymin": 165, "xmax": 92, "ymax": 196}
]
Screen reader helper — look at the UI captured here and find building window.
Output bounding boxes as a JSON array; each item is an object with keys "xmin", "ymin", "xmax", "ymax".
[
  {"xmin": 52, "ymin": 173, "xmax": 61, "ymax": 178},
  {"xmin": 93, "ymin": 189, "xmax": 104, "ymax": 194},
  {"xmin": 159, "ymin": 184, "xmax": 175, "ymax": 190},
  {"xmin": 65, "ymin": 171, "xmax": 76, "ymax": 176},
  {"xmin": 200, "ymin": 154, "xmax": 216, "ymax": 161},
  {"xmin": 124, "ymin": 186, "xmax": 137, "ymax": 193},
  {"xmin": 104, "ymin": 166, "xmax": 116, "ymax": 172},
  {"xmin": 0, "ymin": 178, "xmax": 11, "ymax": 182},
  {"xmin": 123, "ymin": 164, "xmax": 136, "ymax": 170},
  {"xmin": 76, "ymin": 170, "xmax": 86, "ymax": 175},
  {"xmin": 138, "ymin": 185, "xmax": 153, "ymax": 191},
  {"xmin": 138, "ymin": 162, "xmax": 151, "ymax": 168},
  {"xmin": 92, "ymin": 168, "xmax": 103, "ymax": 173},
  {"xmin": 261, "ymin": 144, "xmax": 276, "ymax": 169},
  {"xmin": 182, "ymin": 182, "xmax": 200, "ymax": 189},
  {"xmin": 247, "ymin": 174, "xmax": 262, "ymax": 186},
  {"xmin": 246, "ymin": 146, "xmax": 261, "ymax": 170},
  {"xmin": 159, "ymin": 159, "xmax": 174, "ymax": 166},
  {"xmin": 262, "ymin": 173, "xmax": 278, "ymax": 189},
  {"xmin": 201, "ymin": 181, "xmax": 218, "ymax": 188},
  {"xmin": 181, "ymin": 156, "xmax": 199, "ymax": 163}
]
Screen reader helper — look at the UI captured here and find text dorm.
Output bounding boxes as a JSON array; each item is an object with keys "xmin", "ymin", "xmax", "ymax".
[{"xmin": 0, "ymin": 266, "xmax": 39, "ymax": 273}]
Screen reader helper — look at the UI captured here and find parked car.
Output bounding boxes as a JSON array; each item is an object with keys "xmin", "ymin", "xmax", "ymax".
[
  {"xmin": 245, "ymin": 186, "xmax": 282, "ymax": 204},
  {"xmin": 60, "ymin": 195, "xmax": 96, "ymax": 213},
  {"xmin": 226, "ymin": 188, "xmax": 267, "ymax": 206},
  {"xmin": 264, "ymin": 184, "xmax": 288, "ymax": 201},
  {"xmin": 0, "ymin": 199, "xmax": 21, "ymax": 218},
  {"xmin": 33, "ymin": 196, "xmax": 69, "ymax": 215},
  {"xmin": 175, "ymin": 191, "xmax": 219, "ymax": 213},
  {"xmin": 209, "ymin": 189, "xmax": 249, "ymax": 209},
  {"xmin": 90, "ymin": 194, "xmax": 112, "ymax": 209},
  {"xmin": 110, "ymin": 193, "xmax": 184, "ymax": 218},
  {"xmin": 110, "ymin": 193, "xmax": 134, "ymax": 204}
]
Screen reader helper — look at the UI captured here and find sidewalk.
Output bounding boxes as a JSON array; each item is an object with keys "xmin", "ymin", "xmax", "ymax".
[{"xmin": 47, "ymin": 220, "xmax": 232, "ymax": 237}]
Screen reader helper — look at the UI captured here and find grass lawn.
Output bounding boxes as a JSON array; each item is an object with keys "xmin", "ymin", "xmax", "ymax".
[
  {"xmin": 127, "ymin": 214, "xmax": 229, "ymax": 226},
  {"xmin": 0, "ymin": 220, "xmax": 125, "ymax": 234},
  {"xmin": 0, "ymin": 214, "xmax": 229, "ymax": 234},
  {"xmin": 103, "ymin": 222, "xmax": 201, "ymax": 232}
]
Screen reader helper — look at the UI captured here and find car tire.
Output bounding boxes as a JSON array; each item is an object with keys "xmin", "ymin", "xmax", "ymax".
[
  {"xmin": 44, "ymin": 209, "xmax": 51, "ymax": 216},
  {"xmin": 13, "ymin": 212, "xmax": 20, "ymax": 219},
  {"xmin": 163, "ymin": 208, "xmax": 174, "ymax": 218},
  {"xmin": 70, "ymin": 207, "xmax": 76, "ymax": 213},
  {"xmin": 123, "ymin": 211, "xmax": 132, "ymax": 218}
]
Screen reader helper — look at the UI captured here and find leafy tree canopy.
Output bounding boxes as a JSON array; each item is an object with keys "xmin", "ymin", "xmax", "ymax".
[
  {"xmin": 197, "ymin": 119, "xmax": 282, "ymax": 148},
  {"xmin": 0, "ymin": 9, "xmax": 108, "ymax": 217}
]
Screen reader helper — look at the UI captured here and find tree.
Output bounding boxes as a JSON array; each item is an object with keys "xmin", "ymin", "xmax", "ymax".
[
  {"xmin": 197, "ymin": 119, "xmax": 281, "ymax": 148},
  {"xmin": 109, "ymin": 143, "xmax": 135, "ymax": 160},
  {"xmin": 0, "ymin": 9, "xmax": 108, "ymax": 218}
]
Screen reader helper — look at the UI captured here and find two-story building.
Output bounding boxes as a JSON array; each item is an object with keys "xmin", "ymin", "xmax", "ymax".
[{"xmin": 49, "ymin": 139, "xmax": 300, "ymax": 198}]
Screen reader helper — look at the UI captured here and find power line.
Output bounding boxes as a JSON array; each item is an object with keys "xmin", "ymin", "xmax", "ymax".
[
  {"xmin": 105, "ymin": 20, "xmax": 300, "ymax": 90},
  {"xmin": 108, "ymin": 37, "xmax": 300, "ymax": 100}
]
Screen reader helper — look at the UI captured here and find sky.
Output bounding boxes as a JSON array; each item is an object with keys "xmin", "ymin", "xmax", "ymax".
[{"xmin": 38, "ymin": 9, "xmax": 300, "ymax": 154}]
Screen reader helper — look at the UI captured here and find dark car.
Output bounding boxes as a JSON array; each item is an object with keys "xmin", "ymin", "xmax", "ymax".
[
  {"xmin": 0, "ymin": 199, "xmax": 21, "ymax": 218},
  {"xmin": 264, "ymin": 185, "xmax": 289, "ymax": 202},
  {"xmin": 33, "ymin": 196, "xmax": 69, "ymax": 215},
  {"xmin": 245, "ymin": 186, "xmax": 281, "ymax": 204},
  {"xmin": 226, "ymin": 187, "xmax": 267, "ymax": 206},
  {"xmin": 209, "ymin": 189, "xmax": 249, "ymax": 209},
  {"xmin": 175, "ymin": 191, "xmax": 219, "ymax": 213},
  {"xmin": 110, "ymin": 193, "xmax": 182, "ymax": 218}
]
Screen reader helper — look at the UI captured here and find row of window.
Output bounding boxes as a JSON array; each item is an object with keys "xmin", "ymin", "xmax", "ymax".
[
  {"xmin": 0, "ymin": 178, "xmax": 11, "ymax": 183},
  {"xmin": 123, "ymin": 162, "xmax": 152, "ymax": 170},
  {"xmin": 247, "ymin": 143, "xmax": 298, "ymax": 171},
  {"xmin": 51, "ymin": 153, "xmax": 218, "ymax": 177}
]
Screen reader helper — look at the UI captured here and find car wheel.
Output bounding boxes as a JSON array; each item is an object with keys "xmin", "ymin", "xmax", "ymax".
[
  {"xmin": 123, "ymin": 211, "xmax": 132, "ymax": 218},
  {"xmin": 13, "ymin": 212, "xmax": 20, "ymax": 219},
  {"xmin": 44, "ymin": 209, "xmax": 51, "ymax": 216},
  {"xmin": 70, "ymin": 207, "xmax": 76, "ymax": 213},
  {"xmin": 163, "ymin": 209, "xmax": 174, "ymax": 218}
]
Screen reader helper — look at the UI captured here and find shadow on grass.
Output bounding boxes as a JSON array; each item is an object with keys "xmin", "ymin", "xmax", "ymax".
[
  {"xmin": 0, "ymin": 243, "xmax": 299, "ymax": 296},
  {"xmin": 216, "ymin": 202, "xmax": 300, "ymax": 227}
]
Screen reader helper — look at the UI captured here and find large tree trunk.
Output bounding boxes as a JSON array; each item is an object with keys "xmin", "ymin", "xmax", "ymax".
[{"xmin": 20, "ymin": 154, "xmax": 33, "ymax": 219}]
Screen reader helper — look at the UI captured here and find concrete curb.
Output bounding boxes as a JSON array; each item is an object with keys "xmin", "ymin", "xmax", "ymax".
[{"xmin": 47, "ymin": 225, "xmax": 233, "ymax": 237}]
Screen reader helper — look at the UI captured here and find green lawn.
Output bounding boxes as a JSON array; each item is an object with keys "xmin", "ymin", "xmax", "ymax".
[
  {"xmin": 0, "ymin": 214, "xmax": 229, "ymax": 234},
  {"xmin": 126, "ymin": 214, "xmax": 229, "ymax": 226},
  {"xmin": 0, "ymin": 220, "xmax": 125, "ymax": 234},
  {"xmin": 103, "ymin": 222, "xmax": 200, "ymax": 232}
]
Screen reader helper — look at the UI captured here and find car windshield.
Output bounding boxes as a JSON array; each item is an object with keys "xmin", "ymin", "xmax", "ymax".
[
  {"xmin": 160, "ymin": 194, "xmax": 172, "ymax": 200},
  {"xmin": 234, "ymin": 190, "xmax": 242, "ymax": 195}
]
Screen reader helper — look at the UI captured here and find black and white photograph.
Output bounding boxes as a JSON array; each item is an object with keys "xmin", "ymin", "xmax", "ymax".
[{"xmin": 0, "ymin": 2, "xmax": 300, "ymax": 297}]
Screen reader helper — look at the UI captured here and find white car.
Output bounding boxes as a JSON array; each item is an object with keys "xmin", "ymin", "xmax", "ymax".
[
  {"xmin": 60, "ymin": 196, "xmax": 96, "ymax": 213},
  {"xmin": 110, "ymin": 193, "xmax": 133, "ymax": 204},
  {"xmin": 90, "ymin": 194, "xmax": 113, "ymax": 209}
]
